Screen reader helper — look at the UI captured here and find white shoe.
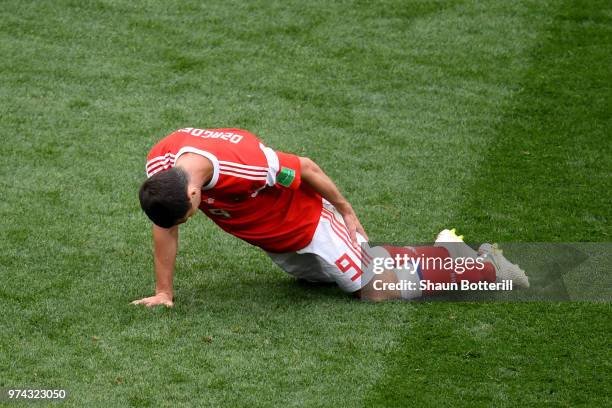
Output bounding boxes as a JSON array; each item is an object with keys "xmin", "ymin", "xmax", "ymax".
[{"xmin": 478, "ymin": 243, "xmax": 529, "ymax": 288}]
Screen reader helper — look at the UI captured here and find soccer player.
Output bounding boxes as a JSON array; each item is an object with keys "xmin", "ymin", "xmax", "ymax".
[{"xmin": 133, "ymin": 127, "xmax": 529, "ymax": 307}]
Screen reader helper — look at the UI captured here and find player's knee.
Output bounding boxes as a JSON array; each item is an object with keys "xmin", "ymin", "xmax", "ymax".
[
  {"xmin": 359, "ymin": 269, "xmax": 402, "ymax": 302},
  {"xmin": 355, "ymin": 288, "xmax": 385, "ymax": 302}
]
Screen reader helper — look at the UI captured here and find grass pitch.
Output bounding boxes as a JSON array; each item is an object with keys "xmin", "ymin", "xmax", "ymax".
[{"xmin": 1, "ymin": 0, "xmax": 610, "ymax": 406}]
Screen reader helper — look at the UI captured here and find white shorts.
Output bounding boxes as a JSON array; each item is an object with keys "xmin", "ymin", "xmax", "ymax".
[{"xmin": 267, "ymin": 201, "xmax": 374, "ymax": 292}]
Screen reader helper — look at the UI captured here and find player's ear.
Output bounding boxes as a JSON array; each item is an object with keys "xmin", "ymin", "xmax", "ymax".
[{"xmin": 187, "ymin": 186, "xmax": 202, "ymax": 207}]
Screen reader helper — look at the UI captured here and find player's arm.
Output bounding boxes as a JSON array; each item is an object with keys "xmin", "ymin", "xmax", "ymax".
[
  {"xmin": 299, "ymin": 157, "xmax": 368, "ymax": 245},
  {"xmin": 131, "ymin": 224, "xmax": 178, "ymax": 307}
]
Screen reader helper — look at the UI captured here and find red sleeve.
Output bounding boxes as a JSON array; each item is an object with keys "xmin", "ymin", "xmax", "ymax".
[{"xmin": 275, "ymin": 152, "xmax": 302, "ymax": 190}]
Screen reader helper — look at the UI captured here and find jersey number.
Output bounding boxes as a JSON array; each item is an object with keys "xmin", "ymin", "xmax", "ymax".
[{"xmin": 335, "ymin": 253, "xmax": 363, "ymax": 282}]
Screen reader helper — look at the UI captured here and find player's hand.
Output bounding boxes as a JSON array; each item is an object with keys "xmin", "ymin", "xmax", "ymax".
[
  {"xmin": 340, "ymin": 209, "xmax": 369, "ymax": 246},
  {"xmin": 131, "ymin": 293, "xmax": 174, "ymax": 307}
]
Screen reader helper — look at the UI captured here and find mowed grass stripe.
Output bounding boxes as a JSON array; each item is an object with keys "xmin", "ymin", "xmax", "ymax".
[
  {"xmin": 365, "ymin": 1, "xmax": 611, "ymax": 406},
  {"xmin": 452, "ymin": 0, "xmax": 612, "ymax": 242}
]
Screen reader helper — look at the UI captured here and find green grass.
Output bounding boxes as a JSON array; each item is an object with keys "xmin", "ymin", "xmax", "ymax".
[{"xmin": 0, "ymin": 0, "xmax": 610, "ymax": 406}]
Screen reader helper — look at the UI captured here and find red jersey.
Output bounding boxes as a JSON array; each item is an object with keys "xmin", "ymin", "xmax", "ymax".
[{"xmin": 145, "ymin": 128, "xmax": 322, "ymax": 252}]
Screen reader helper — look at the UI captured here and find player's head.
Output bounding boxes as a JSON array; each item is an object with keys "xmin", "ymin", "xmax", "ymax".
[{"xmin": 139, "ymin": 167, "xmax": 201, "ymax": 228}]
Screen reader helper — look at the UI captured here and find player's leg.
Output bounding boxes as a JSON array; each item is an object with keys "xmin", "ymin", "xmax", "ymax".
[
  {"xmin": 270, "ymin": 200, "xmax": 528, "ymax": 300},
  {"xmin": 299, "ymin": 203, "xmax": 424, "ymax": 301},
  {"xmin": 294, "ymin": 203, "xmax": 521, "ymax": 301},
  {"xmin": 266, "ymin": 202, "xmax": 373, "ymax": 290},
  {"xmin": 267, "ymin": 251, "xmax": 336, "ymax": 284},
  {"xmin": 358, "ymin": 245, "xmax": 492, "ymax": 301},
  {"xmin": 433, "ymin": 228, "xmax": 529, "ymax": 288},
  {"xmin": 357, "ymin": 268, "xmax": 402, "ymax": 301},
  {"xmin": 359, "ymin": 228, "xmax": 529, "ymax": 301},
  {"xmin": 292, "ymin": 202, "xmax": 382, "ymax": 295}
]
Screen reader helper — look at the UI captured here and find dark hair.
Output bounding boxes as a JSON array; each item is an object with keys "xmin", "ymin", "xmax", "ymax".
[{"xmin": 139, "ymin": 167, "xmax": 191, "ymax": 228}]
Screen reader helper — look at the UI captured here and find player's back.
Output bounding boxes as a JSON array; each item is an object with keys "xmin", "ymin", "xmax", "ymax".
[{"xmin": 145, "ymin": 128, "xmax": 322, "ymax": 252}]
